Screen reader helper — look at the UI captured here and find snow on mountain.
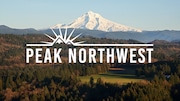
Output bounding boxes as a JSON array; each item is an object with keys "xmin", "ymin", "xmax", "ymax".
[{"xmin": 51, "ymin": 11, "xmax": 142, "ymax": 32}]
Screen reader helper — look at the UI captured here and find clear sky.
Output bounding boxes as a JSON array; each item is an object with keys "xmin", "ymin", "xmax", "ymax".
[{"xmin": 0, "ymin": 0, "xmax": 180, "ymax": 30}]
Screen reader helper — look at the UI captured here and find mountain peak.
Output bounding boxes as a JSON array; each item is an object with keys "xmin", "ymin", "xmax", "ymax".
[
  {"xmin": 87, "ymin": 11, "xmax": 95, "ymax": 14},
  {"xmin": 85, "ymin": 11, "xmax": 101, "ymax": 17},
  {"xmin": 0, "ymin": 25, "xmax": 10, "ymax": 29},
  {"xmin": 52, "ymin": 11, "xmax": 142, "ymax": 32},
  {"xmin": 86, "ymin": 11, "xmax": 95, "ymax": 15}
]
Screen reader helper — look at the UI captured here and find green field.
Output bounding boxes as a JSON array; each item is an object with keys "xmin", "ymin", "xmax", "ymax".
[{"xmin": 79, "ymin": 71, "xmax": 143, "ymax": 84}]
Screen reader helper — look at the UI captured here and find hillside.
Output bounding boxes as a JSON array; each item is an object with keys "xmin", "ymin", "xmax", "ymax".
[
  {"xmin": 0, "ymin": 34, "xmax": 180, "ymax": 68},
  {"xmin": 0, "ymin": 25, "xmax": 42, "ymax": 34},
  {"xmin": 0, "ymin": 34, "xmax": 180, "ymax": 100}
]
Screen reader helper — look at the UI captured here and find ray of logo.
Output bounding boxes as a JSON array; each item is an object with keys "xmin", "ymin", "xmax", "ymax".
[{"xmin": 26, "ymin": 28, "xmax": 153, "ymax": 47}]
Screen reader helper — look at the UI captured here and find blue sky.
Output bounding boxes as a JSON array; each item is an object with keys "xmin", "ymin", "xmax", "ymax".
[{"xmin": 0, "ymin": 0, "xmax": 180, "ymax": 30}]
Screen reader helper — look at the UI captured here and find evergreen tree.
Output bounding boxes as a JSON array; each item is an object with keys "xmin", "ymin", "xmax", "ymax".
[{"xmin": 89, "ymin": 77, "xmax": 94, "ymax": 87}]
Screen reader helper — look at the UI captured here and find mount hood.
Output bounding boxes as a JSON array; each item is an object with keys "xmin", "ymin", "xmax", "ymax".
[{"xmin": 51, "ymin": 11, "xmax": 142, "ymax": 32}]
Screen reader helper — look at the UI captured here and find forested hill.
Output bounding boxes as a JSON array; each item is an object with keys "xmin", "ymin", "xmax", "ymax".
[
  {"xmin": 0, "ymin": 34, "xmax": 180, "ymax": 68},
  {"xmin": 1, "ymin": 34, "xmax": 180, "ymax": 100}
]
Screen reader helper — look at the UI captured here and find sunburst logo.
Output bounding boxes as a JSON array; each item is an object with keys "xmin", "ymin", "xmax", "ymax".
[{"xmin": 26, "ymin": 28, "xmax": 85, "ymax": 46}]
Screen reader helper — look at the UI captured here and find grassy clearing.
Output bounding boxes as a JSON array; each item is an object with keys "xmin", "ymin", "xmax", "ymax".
[{"xmin": 79, "ymin": 72, "xmax": 143, "ymax": 84}]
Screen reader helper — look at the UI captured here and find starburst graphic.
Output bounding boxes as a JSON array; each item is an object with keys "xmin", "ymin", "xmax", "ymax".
[
  {"xmin": 26, "ymin": 28, "xmax": 153, "ymax": 47},
  {"xmin": 42, "ymin": 28, "xmax": 85, "ymax": 45},
  {"xmin": 26, "ymin": 28, "xmax": 85, "ymax": 46}
]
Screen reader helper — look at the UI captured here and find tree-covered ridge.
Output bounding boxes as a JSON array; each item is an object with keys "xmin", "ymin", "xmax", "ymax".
[
  {"xmin": 0, "ymin": 34, "xmax": 180, "ymax": 100},
  {"xmin": 0, "ymin": 34, "xmax": 180, "ymax": 68}
]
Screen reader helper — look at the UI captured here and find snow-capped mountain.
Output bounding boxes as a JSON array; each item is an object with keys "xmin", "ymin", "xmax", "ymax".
[{"xmin": 51, "ymin": 11, "xmax": 142, "ymax": 32}]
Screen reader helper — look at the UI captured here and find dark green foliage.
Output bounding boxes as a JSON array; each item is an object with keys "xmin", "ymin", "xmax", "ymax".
[
  {"xmin": 0, "ymin": 63, "xmax": 178, "ymax": 101},
  {"xmin": 136, "ymin": 60, "xmax": 180, "ymax": 79},
  {"xmin": 0, "ymin": 34, "xmax": 180, "ymax": 100},
  {"xmin": 171, "ymin": 83, "xmax": 180, "ymax": 101}
]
